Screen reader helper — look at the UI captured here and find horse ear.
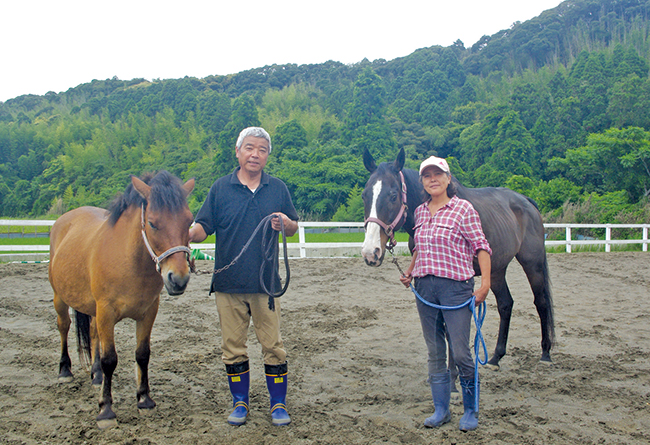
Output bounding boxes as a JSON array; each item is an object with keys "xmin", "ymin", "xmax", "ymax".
[
  {"xmin": 182, "ymin": 178, "xmax": 195, "ymax": 198},
  {"xmin": 363, "ymin": 148, "xmax": 377, "ymax": 173},
  {"xmin": 393, "ymin": 147, "xmax": 405, "ymax": 172},
  {"xmin": 131, "ymin": 175, "xmax": 151, "ymax": 199}
]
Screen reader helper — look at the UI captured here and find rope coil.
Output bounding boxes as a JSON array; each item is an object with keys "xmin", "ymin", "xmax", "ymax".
[{"xmin": 209, "ymin": 214, "xmax": 290, "ymax": 311}]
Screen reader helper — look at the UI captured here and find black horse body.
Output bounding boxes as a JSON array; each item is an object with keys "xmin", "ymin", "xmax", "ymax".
[{"xmin": 362, "ymin": 148, "xmax": 554, "ymax": 368}]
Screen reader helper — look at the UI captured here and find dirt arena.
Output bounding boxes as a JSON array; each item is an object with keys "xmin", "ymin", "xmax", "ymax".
[{"xmin": 0, "ymin": 252, "xmax": 649, "ymax": 444}]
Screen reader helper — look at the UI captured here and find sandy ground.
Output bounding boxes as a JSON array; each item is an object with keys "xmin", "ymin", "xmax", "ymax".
[{"xmin": 0, "ymin": 252, "xmax": 649, "ymax": 445}]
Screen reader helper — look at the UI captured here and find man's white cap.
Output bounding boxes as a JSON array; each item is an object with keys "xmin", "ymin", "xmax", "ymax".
[{"xmin": 419, "ymin": 156, "xmax": 450, "ymax": 175}]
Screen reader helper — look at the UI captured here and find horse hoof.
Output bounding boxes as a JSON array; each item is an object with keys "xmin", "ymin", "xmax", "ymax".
[
  {"xmin": 540, "ymin": 353, "xmax": 552, "ymax": 363},
  {"xmin": 58, "ymin": 368, "xmax": 74, "ymax": 383},
  {"xmin": 137, "ymin": 396, "xmax": 156, "ymax": 410},
  {"xmin": 97, "ymin": 418, "xmax": 118, "ymax": 429},
  {"xmin": 539, "ymin": 358, "xmax": 553, "ymax": 365},
  {"xmin": 484, "ymin": 363, "xmax": 500, "ymax": 371}
]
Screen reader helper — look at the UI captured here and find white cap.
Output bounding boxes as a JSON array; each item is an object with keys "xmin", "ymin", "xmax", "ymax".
[{"xmin": 419, "ymin": 156, "xmax": 450, "ymax": 175}]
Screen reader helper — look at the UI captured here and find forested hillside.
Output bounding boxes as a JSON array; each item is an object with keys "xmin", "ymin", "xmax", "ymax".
[{"xmin": 1, "ymin": 0, "xmax": 650, "ymax": 225}]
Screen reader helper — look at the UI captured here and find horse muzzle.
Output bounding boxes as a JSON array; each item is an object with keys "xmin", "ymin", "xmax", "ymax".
[
  {"xmin": 362, "ymin": 247, "xmax": 385, "ymax": 267},
  {"xmin": 163, "ymin": 269, "xmax": 190, "ymax": 295}
]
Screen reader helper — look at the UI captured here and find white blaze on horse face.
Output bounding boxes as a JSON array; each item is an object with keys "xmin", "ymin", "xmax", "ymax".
[{"xmin": 361, "ymin": 180, "xmax": 384, "ymax": 264}]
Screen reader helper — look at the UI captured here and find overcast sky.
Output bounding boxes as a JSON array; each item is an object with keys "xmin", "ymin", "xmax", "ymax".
[{"xmin": 0, "ymin": 0, "xmax": 564, "ymax": 103}]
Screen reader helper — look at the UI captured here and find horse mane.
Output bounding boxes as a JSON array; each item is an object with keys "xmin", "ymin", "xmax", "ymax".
[{"xmin": 107, "ymin": 170, "xmax": 186, "ymax": 226}]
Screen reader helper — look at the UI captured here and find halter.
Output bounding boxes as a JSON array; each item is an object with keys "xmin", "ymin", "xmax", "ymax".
[
  {"xmin": 140, "ymin": 204, "xmax": 192, "ymax": 274},
  {"xmin": 364, "ymin": 170, "xmax": 408, "ymax": 250}
]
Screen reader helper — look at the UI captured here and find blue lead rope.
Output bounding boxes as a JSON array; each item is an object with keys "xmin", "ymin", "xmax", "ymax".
[{"xmin": 409, "ymin": 283, "xmax": 488, "ymax": 415}]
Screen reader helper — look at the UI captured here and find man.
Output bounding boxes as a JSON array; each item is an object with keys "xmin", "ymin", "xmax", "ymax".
[{"xmin": 189, "ymin": 127, "xmax": 299, "ymax": 426}]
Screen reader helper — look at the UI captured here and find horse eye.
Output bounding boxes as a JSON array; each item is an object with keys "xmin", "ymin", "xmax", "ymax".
[
  {"xmin": 390, "ymin": 192, "xmax": 398, "ymax": 202},
  {"xmin": 148, "ymin": 221, "xmax": 158, "ymax": 230}
]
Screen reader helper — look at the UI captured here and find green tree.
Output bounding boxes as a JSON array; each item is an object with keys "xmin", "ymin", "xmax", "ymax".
[
  {"xmin": 332, "ymin": 184, "xmax": 365, "ymax": 222},
  {"xmin": 532, "ymin": 178, "xmax": 581, "ymax": 214},
  {"xmin": 489, "ymin": 110, "xmax": 536, "ymax": 177},
  {"xmin": 273, "ymin": 119, "xmax": 308, "ymax": 161},
  {"xmin": 215, "ymin": 95, "xmax": 261, "ymax": 176},
  {"xmin": 343, "ymin": 68, "xmax": 396, "ymax": 160},
  {"xmin": 550, "ymin": 127, "xmax": 650, "ymax": 201}
]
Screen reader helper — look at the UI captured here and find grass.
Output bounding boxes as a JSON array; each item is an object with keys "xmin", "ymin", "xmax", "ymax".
[
  {"xmin": 0, "ymin": 231, "xmax": 412, "ymax": 255},
  {"xmin": 2, "ymin": 226, "xmax": 647, "ymax": 255},
  {"xmin": 545, "ymin": 244, "xmax": 648, "ymax": 253},
  {"xmin": 201, "ymin": 232, "xmax": 409, "ymax": 244}
]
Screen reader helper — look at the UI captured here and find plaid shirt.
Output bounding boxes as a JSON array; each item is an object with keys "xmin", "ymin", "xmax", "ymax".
[{"xmin": 412, "ymin": 195, "xmax": 492, "ymax": 281}]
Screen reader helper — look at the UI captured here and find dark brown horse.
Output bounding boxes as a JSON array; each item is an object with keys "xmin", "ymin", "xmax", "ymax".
[
  {"xmin": 48, "ymin": 171, "xmax": 195, "ymax": 429},
  {"xmin": 361, "ymin": 148, "xmax": 554, "ymax": 369}
]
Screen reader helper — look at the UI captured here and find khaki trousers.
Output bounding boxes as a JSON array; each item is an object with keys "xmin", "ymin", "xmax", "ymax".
[{"xmin": 215, "ymin": 292, "xmax": 286, "ymax": 366}]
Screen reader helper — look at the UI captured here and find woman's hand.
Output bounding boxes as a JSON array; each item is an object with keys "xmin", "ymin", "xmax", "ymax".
[
  {"xmin": 399, "ymin": 272, "xmax": 413, "ymax": 288},
  {"xmin": 400, "ymin": 251, "xmax": 417, "ymax": 288},
  {"xmin": 473, "ymin": 285, "xmax": 489, "ymax": 305},
  {"xmin": 473, "ymin": 249, "xmax": 491, "ymax": 305}
]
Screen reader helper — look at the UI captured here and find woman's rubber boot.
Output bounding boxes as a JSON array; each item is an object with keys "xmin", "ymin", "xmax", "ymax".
[
  {"xmin": 459, "ymin": 377, "xmax": 479, "ymax": 431},
  {"xmin": 226, "ymin": 361, "xmax": 250, "ymax": 426},
  {"xmin": 423, "ymin": 372, "xmax": 451, "ymax": 428},
  {"xmin": 265, "ymin": 363, "xmax": 291, "ymax": 426}
]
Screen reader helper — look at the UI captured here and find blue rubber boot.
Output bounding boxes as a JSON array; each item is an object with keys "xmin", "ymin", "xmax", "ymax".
[
  {"xmin": 423, "ymin": 372, "xmax": 451, "ymax": 428},
  {"xmin": 226, "ymin": 361, "xmax": 250, "ymax": 426},
  {"xmin": 459, "ymin": 377, "xmax": 479, "ymax": 431},
  {"xmin": 265, "ymin": 363, "xmax": 291, "ymax": 426}
]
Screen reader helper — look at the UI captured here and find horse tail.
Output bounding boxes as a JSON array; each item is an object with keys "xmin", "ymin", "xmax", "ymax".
[{"xmin": 74, "ymin": 310, "xmax": 92, "ymax": 369}]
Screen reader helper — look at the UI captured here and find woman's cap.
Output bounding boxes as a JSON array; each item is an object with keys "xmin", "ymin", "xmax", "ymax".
[{"xmin": 419, "ymin": 156, "xmax": 450, "ymax": 175}]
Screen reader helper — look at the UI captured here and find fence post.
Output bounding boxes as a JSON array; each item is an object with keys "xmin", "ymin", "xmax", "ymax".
[
  {"xmin": 605, "ymin": 226, "xmax": 611, "ymax": 253},
  {"xmin": 299, "ymin": 225, "xmax": 306, "ymax": 258},
  {"xmin": 644, "ymin": 226, "xmax": 648, "ymax": 252},
  {"xmin": 565, "ymin": 226, "xmax": 572, "ymax": 253}
]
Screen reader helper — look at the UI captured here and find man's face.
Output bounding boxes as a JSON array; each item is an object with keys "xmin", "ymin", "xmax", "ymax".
[{"xmin": 236, "ymin": 136, "xmax": 269, "ymax": 175}]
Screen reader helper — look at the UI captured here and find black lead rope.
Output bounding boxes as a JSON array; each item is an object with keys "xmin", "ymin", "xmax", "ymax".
[
  {"xmin": 259, "ymin": 215, "xmax": 290, "ymax": 310},
  {"xmin": 212, "ymin": 214, "xmax": 290, "ymax": 311}
]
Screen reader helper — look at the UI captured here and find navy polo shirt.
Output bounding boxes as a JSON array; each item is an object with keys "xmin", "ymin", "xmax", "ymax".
[{"xmin": 194, "ymin": 167, "xmax": 299, "ymax": 294}]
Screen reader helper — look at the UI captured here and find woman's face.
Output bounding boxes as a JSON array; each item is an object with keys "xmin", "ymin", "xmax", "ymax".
[{"xmin": 420, "ymin": 166, "xmax": 450, "ymax": 198}]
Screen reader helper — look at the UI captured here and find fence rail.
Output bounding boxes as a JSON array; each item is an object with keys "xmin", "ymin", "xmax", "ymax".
[{"xmin": 1, "ymin": 220, "xmax": 648, "ymax": 258}]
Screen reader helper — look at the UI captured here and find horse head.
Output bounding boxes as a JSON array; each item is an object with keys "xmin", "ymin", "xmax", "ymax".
[
  {"xmin": 132, "ymin": 172, "xmax": 195, "ymax": 296},
  {"xmin": 361, "ymin": 148, "xmax": 408, "ymax": 266}
]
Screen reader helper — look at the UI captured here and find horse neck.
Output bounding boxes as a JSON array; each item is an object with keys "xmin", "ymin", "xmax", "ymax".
[
  {"xmin": 112, "ymin": 205, "xmax": 156, "ymax": 270},
  {"xmin": 451, "ymin": 177, "xmax": 470, "ymax": 200},
  {"xmin": 402, "ymin": 168, "xmax": 422, "ymax": 237}
]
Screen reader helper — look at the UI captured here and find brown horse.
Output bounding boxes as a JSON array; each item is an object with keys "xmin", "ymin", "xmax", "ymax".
[{"xmin": 48, "ymin": 170, "xmax": 194, "ymax": 429}]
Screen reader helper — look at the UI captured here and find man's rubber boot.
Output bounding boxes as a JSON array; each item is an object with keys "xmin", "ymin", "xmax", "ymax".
[
  {"xmin": 459, "ymin": 377, "xmax": 479, "ymax": 431},
  {"xmin": 265, "ymin": 363, "xmax": 291, "ymax": 426},
  {"xmin": 423, "ymin": 371, "xmax": 452, "ymax": 428},
  {"xmin": 226, "ymin": 361, "xmax": 250, "ymax": 426}
]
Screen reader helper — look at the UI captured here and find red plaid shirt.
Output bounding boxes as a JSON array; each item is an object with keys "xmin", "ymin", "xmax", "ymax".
[{"xmin": 412, "ymin": 195, "xmax": 491, "ymax": 281}]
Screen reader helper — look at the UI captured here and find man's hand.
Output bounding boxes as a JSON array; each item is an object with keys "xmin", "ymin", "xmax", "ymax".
[{"xmin": 271, "ymin": 212, "xmax": 298, "ymax": 237}]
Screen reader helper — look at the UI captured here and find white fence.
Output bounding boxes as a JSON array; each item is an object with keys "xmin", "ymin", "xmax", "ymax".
[{"xmin": 1, "ymin": 220, "xmax": 649, "ymax": 258}]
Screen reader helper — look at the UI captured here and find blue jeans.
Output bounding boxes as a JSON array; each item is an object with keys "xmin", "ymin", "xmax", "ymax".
[{"xmin": 414, "ymin": 275, "xmax": 475, "ymax": 380}]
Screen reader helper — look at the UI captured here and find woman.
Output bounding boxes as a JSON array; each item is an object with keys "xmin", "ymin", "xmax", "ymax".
[{"xmin": 399, "ymin": 155, "xmax": 491, "ymax": 431}]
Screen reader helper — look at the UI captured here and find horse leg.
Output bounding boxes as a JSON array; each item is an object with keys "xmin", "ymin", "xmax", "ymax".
[
  {"xmin": 90, "ymin": 317, "xmax": 103, "ymax": 386},
  {"xmin": 486, "ymin": 271, "xmax": 513, "ymax": 371},
  {"xmin": 53, "ymin": 294, "xmax": 73, "ymax": 382},
  {"xmin": 95, "ymin": 309, "xmax": 118, "ymax": 429},
  {"xmin": 517, "ymin": 254, "xmax": 555, "ymax": 363},
  {"xmin": 135, "ymin": 302, "xmax": 158, "ymax": 410}
]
